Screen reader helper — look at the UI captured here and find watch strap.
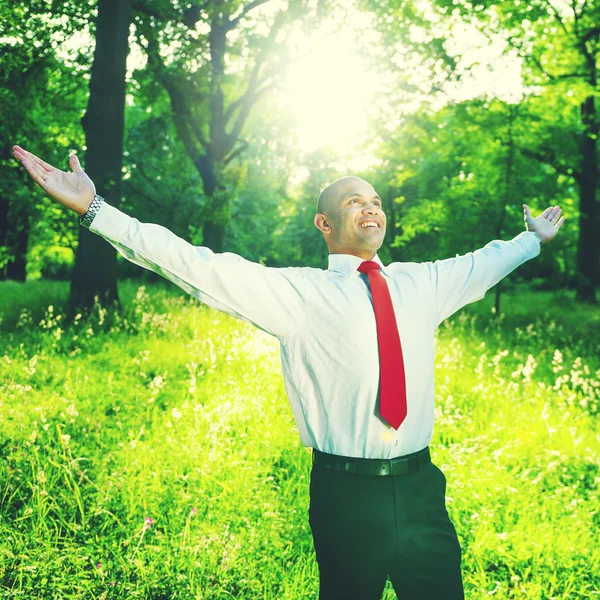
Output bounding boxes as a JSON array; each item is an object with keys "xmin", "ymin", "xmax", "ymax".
[{"xmin": 79, "ymin": 194, "xmax": 105, "ymax": 228}]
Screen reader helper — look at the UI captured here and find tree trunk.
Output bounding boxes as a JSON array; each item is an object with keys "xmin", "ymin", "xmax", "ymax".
[
  {"xmin": 387, "ymin": 185, "xmax": 403, "ymax": 262},
  {"xmin": 202, "ymin": 217, "xmax": 226, "ymax": 252},
  {"xmin": 141, "ymin": 3, "xmax": 286, "ymax": 255},
  {"xmin": 5, "ymin": 207, "xmax": 28, "ymax": 281},
  {"xmin": 200, "ymin": 17, "xmax": 228, "ymax": 252},
  {"xmin": 68, "ymin": 0, "xmax": 132, "ymax": 316},
  {"xmin": 201, "ymin": 185, "xmax": 231, "ymax": 252},
  {"xmin": 0, "ymin": 196, "xmax": 28, "ymax": 282},
  {"xmin": 494, "ymin": 105, "xmax": 516, "ymax": 317},
  {"xmin": 576, "ymin": 92, "xmax": 598, "ymax": 304},
  {"xmin": 0, "ymin": 195, "xmax": 9, "ymax": 280}
]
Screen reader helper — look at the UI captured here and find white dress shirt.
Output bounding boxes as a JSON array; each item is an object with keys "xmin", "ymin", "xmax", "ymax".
[{"xmin": 88, "ymin": 201, "xmax": 541, "ymax": 459}]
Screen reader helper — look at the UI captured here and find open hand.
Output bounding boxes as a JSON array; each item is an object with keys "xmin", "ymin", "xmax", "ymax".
[
  {"xmin": 523, "ymin": 204, "xmax": 565, "ymax": 244},
  {"xmin": 12, "ymin": 145, "xmax": 95, "ymax": 217}
]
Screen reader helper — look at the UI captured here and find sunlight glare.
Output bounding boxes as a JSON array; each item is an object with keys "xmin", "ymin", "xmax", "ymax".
[{"xmin": 280, "ymin": 25, "xmax": 382, "ymax": 156}]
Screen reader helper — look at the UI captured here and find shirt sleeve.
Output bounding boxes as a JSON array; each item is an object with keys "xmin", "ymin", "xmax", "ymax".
[
  {"xmin": 88, "ymin": 201, "xmax": 306, "ymax": 341},
  {"xmin": 425, "ymin": 231, "xmax": 541, "ymax": 327}
]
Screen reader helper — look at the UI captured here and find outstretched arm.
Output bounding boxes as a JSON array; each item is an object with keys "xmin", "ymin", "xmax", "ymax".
[
  {"xmin": 426, "ymin": 204, "xmax": 566, "ymax": 327},
  {"xmin": 12, "ymin": 146, "xmax": 306, "ymax": 340}
]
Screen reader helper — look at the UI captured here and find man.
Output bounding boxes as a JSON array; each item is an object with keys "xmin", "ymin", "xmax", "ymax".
[{"xmin": 12, "ymin": 145, "xmax": 565, "ymax": 599}]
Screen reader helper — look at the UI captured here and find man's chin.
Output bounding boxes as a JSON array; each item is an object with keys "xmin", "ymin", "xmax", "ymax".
[{"xmin": 358, "ymin": 239, "xmax": 384, "ymax": 253}]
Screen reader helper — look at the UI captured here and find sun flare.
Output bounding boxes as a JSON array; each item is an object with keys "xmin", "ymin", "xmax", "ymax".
[{"xmin": 280, "ymin": 25, "xmax": 382, "ymax": 158}]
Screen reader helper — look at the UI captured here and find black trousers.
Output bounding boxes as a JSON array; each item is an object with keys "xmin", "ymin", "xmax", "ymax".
[{"xmin": 308, "ymin": 453, "xmax": 464, "ymax": 600}]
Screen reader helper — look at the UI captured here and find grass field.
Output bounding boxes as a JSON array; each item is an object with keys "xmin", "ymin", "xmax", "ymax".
[{"xmin": 1, "ymin": 279, "xmax": 599, "ymax": 599}]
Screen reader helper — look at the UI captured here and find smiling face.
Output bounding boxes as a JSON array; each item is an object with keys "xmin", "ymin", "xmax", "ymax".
[{"xmin": 314, "ymin": 176, "xmax": 386, "ymax": 261}]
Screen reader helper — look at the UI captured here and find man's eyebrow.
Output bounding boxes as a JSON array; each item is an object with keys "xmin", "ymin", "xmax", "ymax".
[{"xmin": 345, "ymin": 192, "xmax": 382, "ymax": 201}]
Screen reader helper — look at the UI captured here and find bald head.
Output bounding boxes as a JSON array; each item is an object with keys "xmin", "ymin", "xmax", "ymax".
[
  {"xmin": 316, "ymin": 176, "xmax": 367, "ymax": 218},
  {"xmin": 313, "ymin": 175, "xmax": 386, "ymax": 260}
]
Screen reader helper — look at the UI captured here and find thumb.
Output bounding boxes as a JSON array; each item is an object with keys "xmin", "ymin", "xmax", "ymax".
[
  {"xmin": 523, "ymin": 204, "xmax": 530, "ymax": 218},
  {"xmin": 70, "ymin": 153, "xmax": 84, "ymax": 174}
]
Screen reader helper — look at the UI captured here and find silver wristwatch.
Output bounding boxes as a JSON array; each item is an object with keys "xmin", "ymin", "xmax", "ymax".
[{"xmin": 79, "ymin": 194, "xmax": 105, "ymax": 228}]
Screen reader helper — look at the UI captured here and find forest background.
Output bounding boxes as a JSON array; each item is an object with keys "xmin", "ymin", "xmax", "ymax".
[
  {"xmin": 0, "ymin": 0, "xmax": 598, "ymax": 306},
  {"xmin": 1, "ymin": 0, "xmax": 599, "ymax": 598}
]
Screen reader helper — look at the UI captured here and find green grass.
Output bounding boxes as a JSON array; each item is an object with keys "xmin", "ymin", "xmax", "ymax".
[{"xmin": 1, "ymin": 280, "xmax": 599, "ymax": 599}]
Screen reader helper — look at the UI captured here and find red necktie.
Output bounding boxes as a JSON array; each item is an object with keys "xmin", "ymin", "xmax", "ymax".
[{"xmin": 358, "ymin": 261, "xmax": 407, "ymax": 430}]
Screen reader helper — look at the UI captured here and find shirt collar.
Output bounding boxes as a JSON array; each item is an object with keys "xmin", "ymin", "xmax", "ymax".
[{"xmin": 327, "ymin": 253, "xmax": 389, "ymax": 280}]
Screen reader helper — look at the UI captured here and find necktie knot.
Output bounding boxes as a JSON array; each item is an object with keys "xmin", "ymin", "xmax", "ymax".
[{"xmin": 358, "ymin": 260, "xmax": 380, "ymax": 275}]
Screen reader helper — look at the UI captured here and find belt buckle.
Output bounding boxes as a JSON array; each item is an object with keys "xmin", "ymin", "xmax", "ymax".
[{"xmin": 378, "ymin": 462, "xmax": 390, "ymax": 476}]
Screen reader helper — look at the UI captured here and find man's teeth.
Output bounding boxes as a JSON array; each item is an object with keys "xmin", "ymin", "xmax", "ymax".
[{"xmin": 360, "ymin": 222, "xmax": 378, "ymax": 228}]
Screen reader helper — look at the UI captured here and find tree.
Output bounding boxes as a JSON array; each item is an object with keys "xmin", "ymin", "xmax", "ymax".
[
  {"xmin": 132, "ymin": 0, "xmax": 315, "ymax": 252},
  {"xmin": 367, "ymin": 0, "xmax": 598, "ymax": 303},
  {"xmin": 69, "ymin": 0, "xmax": 133, "ymax": 314},
  {"xmin": 0, "ymin": 1, "xmax": 87, "ymax": 282}
]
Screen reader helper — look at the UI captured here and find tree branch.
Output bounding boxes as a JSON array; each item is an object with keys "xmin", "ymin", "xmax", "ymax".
[
  {"xmin": 226, "ymin": 0, "xmax": 272, "ymax": 31},
  {"xmin": 504, "ymin": 34, "xmax": 556, "ymax": 80},
  {"xmin": 132, "ymin": 1, "xmax": 164, "ymax": 22},
  {"xmin": 142, "ymin": 27, "xmax": 210, "ymax": 154},
  {"xmin": 543, "ymin": 0, "xmax": 571, "ymax": 37},
  {"xmin": 222, "ymin": 12, "xmax": 284, "ymax": 155},
  {"xmin": 519, "ymin": 147, "xmax": 582, "ymax": 182},
  {"xmin": 223, "ymin": 70, "xmax": 274, "ymax": 124},
  {"xmin": 223, "ymin": 140, "xmax": 249, "ymax": 166},
  {"xmin": 581, "ymin": 26, "xmax": 600, "ymax": 44}
]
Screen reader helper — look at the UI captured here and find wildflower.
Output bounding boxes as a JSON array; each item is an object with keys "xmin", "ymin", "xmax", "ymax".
[
  {"xmin": 96, "ymin": 563, "xmax": 102, "ymax": 569},
  {"xmin": 144, "ymin": 517, "xmax": 154, "ymax": 529},
  {"xmin": 191, "ymin": 507, "xmax": 197, "ymax": 516}
]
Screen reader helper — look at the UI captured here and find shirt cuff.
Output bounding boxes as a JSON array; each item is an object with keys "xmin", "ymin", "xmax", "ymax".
[
  {"xmin": 510, "ymin": 230, "xmax": 542, "ymax": 260},
  {"xmin": 88, "ymin": 200, "xmax": 131, "ymax": 243},
  {"xmin": 530, "ymin": 231, "xmax": 542, "ymax": 246}
]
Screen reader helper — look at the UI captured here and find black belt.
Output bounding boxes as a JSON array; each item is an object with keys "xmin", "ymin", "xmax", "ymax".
[{"xmin": 312, "ymin": 446, "xmax": 431, "ymax": 476}]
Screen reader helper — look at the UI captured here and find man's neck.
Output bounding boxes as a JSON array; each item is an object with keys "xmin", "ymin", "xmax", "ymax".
[{"xmin": 330, "ymin": 250, "xmax": 377, "ymax": 262}]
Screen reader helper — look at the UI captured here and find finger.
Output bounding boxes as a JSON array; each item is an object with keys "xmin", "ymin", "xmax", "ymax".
[
  {"xmin": 550, "ymin": 207, "xmax": 562, "ymax": 223},
  {"xmin": 18, "ymin": 156, "xmax": 48, "ymax": 189},
  {"xmin": 13, "ymin": 146, "xmax": 35, "ymax": 164},
  {"xmin": 556, "ymin": 216, "xmax": 565, "ymax": 228},
  {"xmin": 12, "ymin": 147, "xmax": 28, "ymax": 163},
  {"xmin": 14, "ymin": 151, "xmax": 44, "ymax": 177},
  {"xmin": 25, "ymin": 149, "xmax": 55, "ymax": 173},
  {"xmin": 25, "ymin": 159, "xmax": 47, "ymax": 185},
  {"xmin": 15, "ymin": 146, "xmax": 54, "ymax": 173},
  {"xmin": 69, "ymin": 154, "xmax": 84, "ymax": 174}
]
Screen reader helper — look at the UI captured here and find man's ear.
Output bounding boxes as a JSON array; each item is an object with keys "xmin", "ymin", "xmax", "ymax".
[{"xmin": 314, "ymin": 213, "xmax": 331, "ymax": 234}]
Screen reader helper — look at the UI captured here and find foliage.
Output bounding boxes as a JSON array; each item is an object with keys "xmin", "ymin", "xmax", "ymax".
[
  {"xmin": 1, "ymin": 280, "xmax": 599, "ymax": 598},
  {"xmin": 0, "ymin": 0, "xmax": 89, "ymax": 277},
  {"xmin": 0, "ymin": 0, "xmax": 592, "ymax": 293},
  {"xmin": 370, "ymin": 98, "xmax": 577, "ymax": 288}
]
